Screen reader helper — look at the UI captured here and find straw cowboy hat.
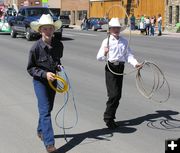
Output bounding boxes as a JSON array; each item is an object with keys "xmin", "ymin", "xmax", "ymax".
[
  {"xmin": 109, "ymin": 18, "xmax": 126, "ymax": 32},
  {"xmin": 30, "ymin": 14, "xmax": 62, "ymax": 32}
]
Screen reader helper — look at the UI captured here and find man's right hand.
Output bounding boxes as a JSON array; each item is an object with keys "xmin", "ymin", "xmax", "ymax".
[{"xmin": 46, "ymin": 72, "xmax": 55, "ymax": 82}]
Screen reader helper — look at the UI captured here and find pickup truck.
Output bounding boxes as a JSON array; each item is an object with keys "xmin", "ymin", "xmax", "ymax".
[{"xmin": 8, "ymin": 6, "xmax": 63, "ymax": 41}]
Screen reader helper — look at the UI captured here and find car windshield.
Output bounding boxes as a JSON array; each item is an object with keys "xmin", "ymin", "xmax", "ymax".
[{"xmin": 27, "ymin": 8, "xmax": 52, "ymax": 17}]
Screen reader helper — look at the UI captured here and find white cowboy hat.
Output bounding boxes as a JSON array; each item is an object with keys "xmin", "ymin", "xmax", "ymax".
[
  {"xmin": 30, "ymin": 14, "xmax": 62, "ymax": 32},
  {"xmin": 109, "ymin": 18, "xmax": 126, "ymax": 32}
]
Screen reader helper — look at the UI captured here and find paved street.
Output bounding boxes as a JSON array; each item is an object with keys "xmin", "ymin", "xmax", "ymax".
[{"xmin": 0, "ymin": 29, "xmax": 180, "ymax": 153}]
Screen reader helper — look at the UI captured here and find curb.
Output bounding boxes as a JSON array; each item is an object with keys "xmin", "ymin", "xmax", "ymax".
[{"xmin": 67, "ymin": 25, "xmax": 180, "ymax": 37}]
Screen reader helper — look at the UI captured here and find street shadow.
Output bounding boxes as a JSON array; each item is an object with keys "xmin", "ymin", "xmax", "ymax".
[
  {"xmin": 117, "ymin": 110, "xmax": 180, "ymax": 129},
  {"xmin": 0, "ymin": 32, "xmax": 10, "ymax": 35},
  {"xmin": 64, "ymin": 27, "xmax": 73, "ymax": 29},
  {"xmin": 61, "ymin": 37, "xmax": 74, "ymax": 41},
  {"xmin": 53, "ymin": 110, "xmax": 180, "ymax": 153},
  {"xmin": 14, "ymin": 35, "xmax": 74, "ymax": 41},
  {"xmin": 54, "ymin": 126, "xmax": 136, "ymax": 153}
]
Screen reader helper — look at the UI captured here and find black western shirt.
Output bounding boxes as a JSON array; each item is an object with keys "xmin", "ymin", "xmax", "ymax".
[{"xmin": 27, "ymin": 38, "xmax": 63, "ymax": 82}]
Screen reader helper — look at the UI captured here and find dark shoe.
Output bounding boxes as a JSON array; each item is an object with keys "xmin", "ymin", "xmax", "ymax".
[
  {"xmin": 46, "ymin": 145, "xmax": 57, "ymax": 153},
  {"xmin": 37, "ymin": 133, "xmax": 43, "ymax": 141},
  {"xmin": 106, "ymin": 120, "xmax": 119, "ymax": 130}
]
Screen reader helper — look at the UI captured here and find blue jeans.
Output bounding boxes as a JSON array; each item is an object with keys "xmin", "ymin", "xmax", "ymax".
[
  {"xmin": 158, "ymin": 23, "xmax": 162, "ymax": 35},
  {"xmin": 33, "ymin": 79, "xmax": 56, "ymax": 147},
  {"xmin": 150, "ymin": 25, "xmax": 155, "ymax": 36}
]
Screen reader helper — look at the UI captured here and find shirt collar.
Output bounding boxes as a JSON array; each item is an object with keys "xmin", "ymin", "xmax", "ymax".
[
  {"xmin": 39, "ymin": 38, "xmax": 53, "ymax": 50},
  {"xmin": 109, "ymin": 34, "xmax": 121, "ymax": 41}
]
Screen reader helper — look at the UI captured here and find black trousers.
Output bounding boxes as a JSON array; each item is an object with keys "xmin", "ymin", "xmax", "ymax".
[{"xmin": 104, "ymin": 62, "xmax": 124, "ymax": 123}]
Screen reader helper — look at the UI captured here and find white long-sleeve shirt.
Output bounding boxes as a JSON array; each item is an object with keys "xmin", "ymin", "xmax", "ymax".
[{"xmin": 97, "ymin": 35, "xmax": 138, "ymax": 67}]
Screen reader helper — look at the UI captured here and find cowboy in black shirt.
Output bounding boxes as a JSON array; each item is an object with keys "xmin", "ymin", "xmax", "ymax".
[{"xmin": 27, "ymin": 14, "xmax": 63, "ymax": 153}]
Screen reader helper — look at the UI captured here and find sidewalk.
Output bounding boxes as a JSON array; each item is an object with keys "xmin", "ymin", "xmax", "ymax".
[
  {"xmin": 69, "ymin": 25, "xmax": 81, "ymax": 30},
  {"xmin": 68, "ymin": 25, "xmax": 180, "ymax": 38},
  {"xmin": 122, "ymin": 29, "xmax": 180, "ymax": 38}
]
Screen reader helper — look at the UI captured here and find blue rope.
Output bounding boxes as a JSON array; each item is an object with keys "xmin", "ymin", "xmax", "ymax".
[{"xmin": 55, "ymin": 66, "xmax": 78, "ymax": 142}]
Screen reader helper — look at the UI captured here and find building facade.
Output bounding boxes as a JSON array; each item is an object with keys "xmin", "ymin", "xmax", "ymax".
[
  {"xmin": 90, "ymin": 0, "xmax": 166, "ymax": 27},
  {"xmin": 165, "ymin": 0, "xmax": 180, "ymax": 31},
  {"xmin": 48, "ymin": 0, "xmax": 60, "ymax": 8},
  {"xmin": 2, "ymin": 0, "xmax": 179, "ymax": 31},
  {"xmin": 61, "ymin": 0, "xmax": 89, "ymax": 25},
  {"xmin": 4, "ymin": 0, "xmax": 42, "ymax": 8}
]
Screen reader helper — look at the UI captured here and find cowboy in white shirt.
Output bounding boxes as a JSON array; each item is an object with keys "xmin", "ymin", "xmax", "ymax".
[{"xmin": 97, "ymin": 18, "xmax": 141, "ymax": 129}]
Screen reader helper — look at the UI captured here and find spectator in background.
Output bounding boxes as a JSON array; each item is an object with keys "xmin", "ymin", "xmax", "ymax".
[
  {"xmin": 139, "ymin": 14, "xmax": 146, "ymax": 34},
  {"xmin": 157, "ymin": 14, "xmax": 162, "ymax": 36},
  {"xmin": 154, "ymin": 15, "xmax": 156, "ymax": 25},
  {"xmin": 130, "ymin": 14, "xmax": 136, "ymax": 30},
  {"xmin": 81, "ymin": 15, "xmax": 89, "ymax": 30},
  {"xmin": 140, "ymin": 14, "xmax": 145, "ymax": 23},
  {"xmin": 145, "ymin": 16, "xmax": 150, "ymax": 35},
  {"xmin": 150, "ymin": 16, "xmax": 155, "ymax": 36}
]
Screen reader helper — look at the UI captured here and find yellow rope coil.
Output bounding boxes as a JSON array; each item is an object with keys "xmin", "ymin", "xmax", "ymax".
[{"xmin": 48, "ymin": 75, "xmax": 68, "ymax": 93}]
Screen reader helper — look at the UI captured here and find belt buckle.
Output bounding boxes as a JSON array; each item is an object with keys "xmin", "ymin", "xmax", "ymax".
[{"xmin": 113, "ymin": 61, "xmax": 119, "ymax": 65}]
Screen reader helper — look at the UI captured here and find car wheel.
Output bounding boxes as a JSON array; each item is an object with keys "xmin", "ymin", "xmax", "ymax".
[
  {"xmin": 26, "ymin": 28, "xmax": 32, "ymax": 41},
  {"xmin": 11, "ymin": 27, "xmax": 17, "ymax": 38}
]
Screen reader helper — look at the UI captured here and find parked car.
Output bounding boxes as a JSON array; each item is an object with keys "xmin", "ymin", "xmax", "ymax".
[
  {"xmin": 59, "ymin": 15, "xmax": 70, "ymax": 28},
  {"xmin": 88, "ymin": 17, "xmax": 108, "ymax": 31},
  {"xmin": 8, "ymin": 6, "xmax": 63, "ymax": 41}
]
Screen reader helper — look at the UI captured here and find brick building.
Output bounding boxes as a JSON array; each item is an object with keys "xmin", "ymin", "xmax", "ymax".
[
  {"xmin": 4, "ymin": 0, "xmax": 41, "ymax": 8},
  {"xmin": 165, "ymin": 0, "xmax": 180, "ymax": 31},
  {"xmin": 48, "ymin": 0, "xmax": 60, "ymax": 8},
  {"xmin": 61, "ymin": 0, "xmax": 89, "ymax": 25}
]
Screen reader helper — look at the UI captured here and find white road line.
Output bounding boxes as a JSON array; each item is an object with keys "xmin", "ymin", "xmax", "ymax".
[
  {"xmin": 162, "ymin": 35, "xmax": 180, "ymax": 38},
  {"xmin": 65, "ymin": 32, "xmax": 97, "ymax": 37},
  {"xmin": 63, "ymin": 33, "xmax": 75, "ymax": 37}
]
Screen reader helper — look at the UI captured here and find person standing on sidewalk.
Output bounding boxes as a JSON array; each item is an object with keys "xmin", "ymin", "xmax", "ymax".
[
  {"xmin": 145, "ymin": 16, "xmax": 150, "ymax": 35},
  {"xmin": 81, "ymin": 15, "xmax": 89, "ymax": 30},
  {"xmin": 27, "ymin": 14, "xmax": 63, "ymax": 153},
  {"xmin": 97, "ymin": 18, "xmax": 142, "ymax": 130},
  {"xmin": 130, "ymin": 14, "xmax": 136, "ymax": 30},
  {"xmin": 157, "ymin": 14, "xmax": 162, "ymax": 36},
  {"xmin": 150, "ymin": 16, "xmax": 155, "ymax": 36}
]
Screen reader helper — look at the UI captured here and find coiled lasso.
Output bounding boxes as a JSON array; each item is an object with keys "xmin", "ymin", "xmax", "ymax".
[{"xmin": 48, "ymin": 66, "xmax": 78, "ymax": 142}]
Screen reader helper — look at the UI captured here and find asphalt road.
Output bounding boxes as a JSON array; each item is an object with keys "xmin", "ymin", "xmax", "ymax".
[{"xmin": 0, "ymin": 29, "xmax": 180, "ymax": 153}]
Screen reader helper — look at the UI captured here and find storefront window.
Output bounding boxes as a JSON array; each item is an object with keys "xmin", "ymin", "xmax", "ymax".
[
  {"xmin": 77, "ymin": 10, "xmax": 87, "ymax": 20},
  {"xmin": 175, "ymin": 6, "xmax": 179, "ymax": 24},
  {"xmin": 169, "ymin": 6, "xmax": 172, "ymax": 24},
  {"xmin": 61, "ymin": 11, "xmax": 71, "ymax": 16}
]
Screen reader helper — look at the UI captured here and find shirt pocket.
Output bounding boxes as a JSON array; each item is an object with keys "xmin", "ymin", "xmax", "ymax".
[
  {"xmin": 38, "ymin": 56, "xmax": 48, "ymax": 63},
  {"xmin": 109, "ymin": 43, "xmax": 117, "ymax": 52},
  {"xmin": 37, "ymin": 56, "xmax": 49, "ymax": 67}
]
